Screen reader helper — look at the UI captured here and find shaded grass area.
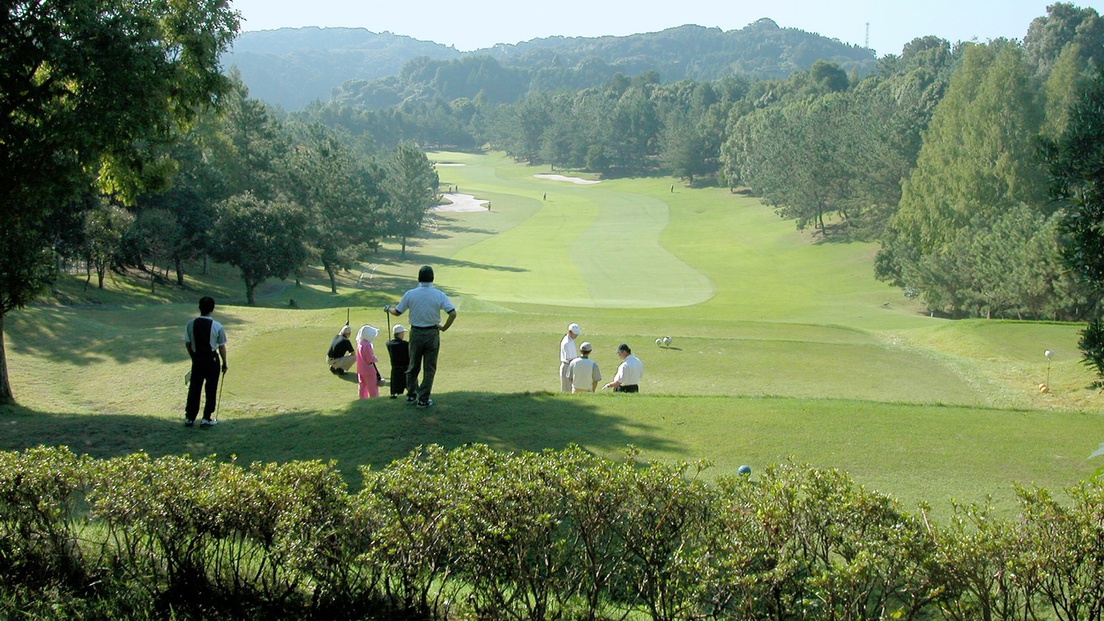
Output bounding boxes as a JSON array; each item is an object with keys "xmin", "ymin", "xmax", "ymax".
[{"xmin": 1, "ymin": 393, "xmax": 1098, "ymax": 521}]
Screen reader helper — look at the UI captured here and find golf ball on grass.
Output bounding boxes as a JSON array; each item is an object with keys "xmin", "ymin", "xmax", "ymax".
[{"xmin": 737, "ymin": 465, "xmax": 752, "ymax": 476}]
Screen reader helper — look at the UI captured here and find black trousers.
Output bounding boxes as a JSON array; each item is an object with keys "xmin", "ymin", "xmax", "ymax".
[
  {"xmin": 407, "ymin": 326, "xmax": 440, "ymax": 401},
  {"xmin": 186, "ymin": 355, "xmax": 221, "ymax": 420}
]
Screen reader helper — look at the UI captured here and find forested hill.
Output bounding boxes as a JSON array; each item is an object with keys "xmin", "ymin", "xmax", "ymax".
[
  {"xmin": 223, "ymin": 20, "xmax": 876, "ymax": 111},
  {"xmin": 223, "ymin": 28, "xmax": 461, "ymax": 110},
  {"xmin": 486, "ymin": 20, "xmax": 874, "ymax": 82}
]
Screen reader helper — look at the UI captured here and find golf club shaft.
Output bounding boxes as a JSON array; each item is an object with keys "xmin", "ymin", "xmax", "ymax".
[{"xmin": 215, "ymin": 367, "xmax": 225, "ymax": 421}]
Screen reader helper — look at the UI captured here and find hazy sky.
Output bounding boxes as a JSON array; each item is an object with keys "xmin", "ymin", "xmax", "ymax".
[{"xmin": 229, "ymin": 0, "xmax": 1103, "ymax": 57}]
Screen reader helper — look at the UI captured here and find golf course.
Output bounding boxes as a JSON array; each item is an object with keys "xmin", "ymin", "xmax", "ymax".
[{"xmin": 3, "ymin": 151, "xmax": 1102, "ymax": 519}]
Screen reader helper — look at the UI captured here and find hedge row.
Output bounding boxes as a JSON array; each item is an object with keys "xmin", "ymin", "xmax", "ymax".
[{"xmin": 1, "ymin": 444, "xmax": 1103, "ymax": 620}]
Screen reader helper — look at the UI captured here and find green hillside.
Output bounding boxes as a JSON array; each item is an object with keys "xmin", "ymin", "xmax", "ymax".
[{"xmin": 4, "ymin": 152, "xmax": 1101, "ymax": 518}]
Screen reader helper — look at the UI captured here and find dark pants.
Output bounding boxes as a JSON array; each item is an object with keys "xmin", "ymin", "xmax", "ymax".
[
  {"xmin": 614, "ymin": 384, "xmax": 639, "ymax": 393},
  {"xmin": 186, "ymin": 354, "xmax": 221, "ymax": 421},
  {"xmin": 407, "ymin": 327, "xmax": 440, "ymax": 401},
  {"xmin": 390, "ymin": 366, "xmax": 408, "ymax": 396}
]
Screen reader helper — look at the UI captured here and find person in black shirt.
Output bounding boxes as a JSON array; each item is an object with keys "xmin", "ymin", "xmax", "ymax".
[
  {"xmin": 327, "ymin": 325, "xmax": 356, "ymax": 375},
  {"xmin": 385, "ymin": 324, "xmax": 411, "ymax": 399},
  {"xmin": 184, "ymin": 296, "xmax": 227, "ymax": 427}
]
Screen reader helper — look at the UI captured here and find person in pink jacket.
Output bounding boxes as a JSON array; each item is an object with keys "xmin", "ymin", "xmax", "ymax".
[{"xmin": 355, "ymin": 325, "xmax": 381, "ymax": 398}]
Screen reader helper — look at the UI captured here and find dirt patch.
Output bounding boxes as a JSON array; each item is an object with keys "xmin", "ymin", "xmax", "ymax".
[{"xmin": 433, "ymin": 193, "xmax": 489, "ymax": 212}]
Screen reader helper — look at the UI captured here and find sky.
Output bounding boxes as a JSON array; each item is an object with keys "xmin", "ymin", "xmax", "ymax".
[{"xmin": 229, "ymin": 0, "xmax": 1104, "ymax": 57}]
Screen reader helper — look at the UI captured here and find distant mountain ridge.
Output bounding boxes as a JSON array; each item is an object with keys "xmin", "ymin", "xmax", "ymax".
[
  {"xmin": 224, "ymin": 27, "xmax": 460, "ymax": 110},
  {"xmin": 223, "ymin": 21, "xmax": 877, "ymax": 111}
]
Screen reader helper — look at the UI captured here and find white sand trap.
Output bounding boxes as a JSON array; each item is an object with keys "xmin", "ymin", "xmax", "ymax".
[
  {"xmin": 434, "ymin": 162, "xmax": 466, "ymax": 167},
  {"xmin": 434, "ymin": 193, "xmax": 489, "ymax": 212},
  {"xmin": 534, "ymin": 173, "xmax": 601, "ymax": 185}
]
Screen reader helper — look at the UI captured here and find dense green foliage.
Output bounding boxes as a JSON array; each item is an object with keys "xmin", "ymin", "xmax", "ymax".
[
  {"xmin": 3, "ymin": 445, "xmax": 1104, "ymax": 620},
  {"xmin": 0, "ymin": 0, "xmax": 239, "ymax": 405},
  {"xmin": 1046, "ymin": 64, "xmax": 1104, "ymax": 383}
]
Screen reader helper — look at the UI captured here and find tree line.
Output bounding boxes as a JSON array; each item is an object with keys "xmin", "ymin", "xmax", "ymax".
[
  {"xmin": 300, "ymin": 4, "xmax": 1104, "ymax": 326},
  {"xmin": 64, "ymin": 75, "xmax": 440, "ymax": 305}
]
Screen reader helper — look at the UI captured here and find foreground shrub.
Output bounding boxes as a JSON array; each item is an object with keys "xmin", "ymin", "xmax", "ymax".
[
  {"xmin": 2, "ymin": 444, "xmax": 1104, "ymax": 620},
  {"xmin": 359, "ymin": 444, "xmax": 465, "ymax": 617},
  {"xmin": 1017, "ymin": 482, "xmax": 1104, "ymax": 621},
  {"xmin": 0, "ymin": 446, "xmax": 88, "ymax": 587}
]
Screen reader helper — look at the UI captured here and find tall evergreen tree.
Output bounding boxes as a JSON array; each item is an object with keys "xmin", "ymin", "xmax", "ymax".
[
  {"xmin": 877, "ymin": 42, "xmax": 1047, "ymax": 312},
  {"xmin": 383, "ymin": 144, "xmax": 440, "ymax": 258}
]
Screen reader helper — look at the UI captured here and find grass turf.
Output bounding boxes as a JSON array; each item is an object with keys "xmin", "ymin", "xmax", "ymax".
[{"xmin": 3, "ymin": 151, "xmax": 1102, "ymax": 520}]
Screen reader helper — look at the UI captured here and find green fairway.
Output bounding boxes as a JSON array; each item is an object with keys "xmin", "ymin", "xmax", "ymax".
[{"xmin": 4, "ymin": 151, "xmax": 1103, "ymax": 519}]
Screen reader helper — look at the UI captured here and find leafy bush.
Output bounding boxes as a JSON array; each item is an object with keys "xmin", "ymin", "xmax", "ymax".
[
  {"xmin": 3, "ymin": 444, "xmax": 1104, "ymax": 620},
  {"xmin": 0, "ymin": 446, "xmax": 89, "ymax": 587}
]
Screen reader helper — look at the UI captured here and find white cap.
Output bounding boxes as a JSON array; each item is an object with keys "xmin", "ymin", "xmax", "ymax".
[
  {"xmin": 568, "ymin": 323, "xmax": 581, "ymax": 335},
  {"xmin": 580, "ymin": 341, "xmax": 592, "ymax": 353},
  {"xmin": 392, "ymin": 324, "xmax": 406, "ymax": 335}
]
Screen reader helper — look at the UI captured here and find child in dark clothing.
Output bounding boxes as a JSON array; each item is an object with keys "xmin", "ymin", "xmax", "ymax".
[{"xmin": 385, "ymin": 324, "xmax": 411, "ymax": 399}]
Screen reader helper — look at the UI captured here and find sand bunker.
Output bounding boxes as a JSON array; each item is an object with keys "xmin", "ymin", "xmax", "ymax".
[
  {"xmin": 534, "ymin": 174, "xmax": 600, "ymax": 185},
  {"xmin": 434, "ymin": 162, "xmax": 466, "ymax": 167},
  {"xmin": 434, "ymin": 193, "xmax": 489, "ymax": 212}
]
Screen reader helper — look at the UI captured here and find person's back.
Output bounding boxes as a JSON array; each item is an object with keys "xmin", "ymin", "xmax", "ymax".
[
  {"xmin": 568, "ymin": 342, "xmax": 601, "ymax": 392},
  {"xmin": 184, "ymin": 296, "xmax": 227, "ymax": 426},
  {"xmin": 385, "ymin": 265, "xmax": 456, "ymax": 408}
]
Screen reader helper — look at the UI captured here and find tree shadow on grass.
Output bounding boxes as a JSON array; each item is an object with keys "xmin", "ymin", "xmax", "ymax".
[
  {"xmin": 0, "ymin": 391, "xmax": 679, "ymax": 491},
  {"xmin": 6, "ymin": 304, "xmax": 249, "ymax": 367},
  {"xmin": 386, "ymin": 250, "xmax": 528, "ymax": 275}
]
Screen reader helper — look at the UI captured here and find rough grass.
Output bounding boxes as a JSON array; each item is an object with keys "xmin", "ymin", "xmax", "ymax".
[{"xmin": 3, "ymin": 151, "xmax": 1103, "ymax": 521}]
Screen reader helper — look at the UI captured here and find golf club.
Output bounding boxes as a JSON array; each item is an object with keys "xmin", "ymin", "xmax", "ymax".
[
  {"xmin": 385, "ymin": 304, "xmax": 391, "ymax": 335},
  {"xmin": 214, "ymin": 366, "xmax": 225, "ymax": 422}
]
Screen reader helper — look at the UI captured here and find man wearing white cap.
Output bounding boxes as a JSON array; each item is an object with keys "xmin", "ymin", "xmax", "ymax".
[
  {"xmin": 568, "ymin": 341, "xmax": 602, "ymax": 392},
  {"xmin": 559, "ymin": 323, "xmax": 581, "ymax": 392}
]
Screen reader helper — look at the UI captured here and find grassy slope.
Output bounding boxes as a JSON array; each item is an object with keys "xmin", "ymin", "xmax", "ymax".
[{"xmin": 3, "ymin": 151, "xmax": 1102, "ymax": 517}]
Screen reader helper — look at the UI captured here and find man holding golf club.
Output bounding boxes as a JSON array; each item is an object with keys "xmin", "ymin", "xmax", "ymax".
[
  {"xmin": 184, "ymin": 296, "xmax": 228, "ymax": 427},
  {"xmin": 385, "ymin": 265, "xmax": 457, "ymax": 408}
]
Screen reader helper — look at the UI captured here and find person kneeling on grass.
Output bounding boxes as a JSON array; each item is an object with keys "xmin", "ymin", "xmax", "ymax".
[
  {"xmin": 603, "ymin": 343, "xmax": 643, "ymax": 393},
  {"xmin": 327, "ymin": 324, "xmax": 355, "ymax": 375}
]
